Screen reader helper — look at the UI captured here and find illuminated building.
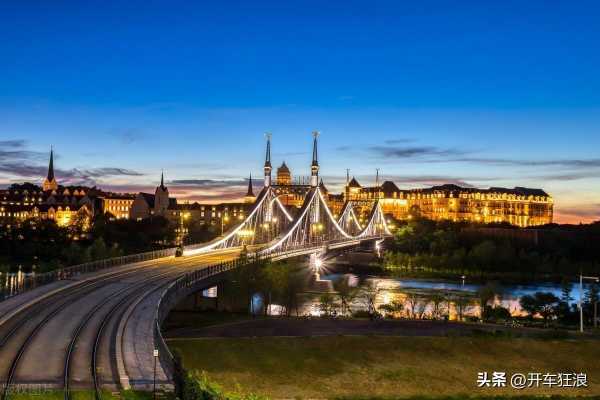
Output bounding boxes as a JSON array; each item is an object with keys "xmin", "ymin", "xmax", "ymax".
[
  {"xmin": 345, "ymin": 179, "xmax": 553, "ymax": 228},
  {"xmin": 276, "ymin": 162, "xmax": 291, "ymax": 185},
  {"xmin": 101, "ymin": 193, "xmax": 136, "ymax": 220}
]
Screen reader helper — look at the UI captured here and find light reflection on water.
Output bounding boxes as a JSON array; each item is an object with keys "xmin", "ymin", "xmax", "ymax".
[{"xmin": 256, "ymin": 274, "xmax": 590, "ymax": 319}]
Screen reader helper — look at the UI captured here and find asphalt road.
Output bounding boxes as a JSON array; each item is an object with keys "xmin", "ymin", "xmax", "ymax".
[{"xmin": 0, "ymin": 249, "xmax": 243, "ymax": 394}]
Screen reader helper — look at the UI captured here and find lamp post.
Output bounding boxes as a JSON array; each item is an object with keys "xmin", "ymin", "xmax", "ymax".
[
  {"xmin": 221, "ymin": 215, "xmax": 229, "ymax": 236},
  {"xmin": 153, "ymin": 349, "xmax": 158, "ymax": 399},
  {"xmin": 179, "ymin": 212, "xmax": 190, "ymax": 245},
  {"xmin": 579, "ymin": 274, "xmax": 600, "ymax": 333}
]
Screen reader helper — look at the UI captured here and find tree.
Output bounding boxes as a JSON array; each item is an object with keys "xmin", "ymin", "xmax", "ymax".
[
  {"xmin": 378, "ymin": 301, "xmax": 404, "ymax": 318},
  {"xmin": 584, "ymin": 283, "xmax": 600, "ymax": 328},
  {"xmin": 557, "ymin": 277, "xmax": 574, "ymax": 323},
  {"xmin": 229, "ymin": 258, "xmax": 267, "ymax": 315},
  {"xmin": 358, "ymin": 281, "xmax": 379, "ymax": 318},
  {"xmin": 477, "ymin": 283, "xmax": 499, "ymax": 319},
  {"xmin": 333, "ymin": 275, "xmax": 358, "ymax": 316},
  {"xmin": 520, "ymin": 295, "xmax": 539, "ymax": 319},
  {"xmin": 428, "ymin": 293, "xmax": 445, "ymax": 320},
  {"xmin": 470, "ymin": 241, "xmax": 497, "ymax": 276},
  {"xmin": 405, "ymin": 293, "xmax": 419, "ymax": 319},
  {"xmin": 319, "ymin": 293, "xmax": 337, "ymax": 317},
  {"xmin": 454, "ymin": 295, "xmax": 473, "ymax": 322},
  {"xmin": 534, "ymin": 292, "xmax": 559, "ymax": 326}
]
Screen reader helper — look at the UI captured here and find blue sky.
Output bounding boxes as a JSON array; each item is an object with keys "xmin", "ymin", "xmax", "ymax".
[{"xmin": 1, "ymin": 1, "xmax": 599, "ymax": 222}]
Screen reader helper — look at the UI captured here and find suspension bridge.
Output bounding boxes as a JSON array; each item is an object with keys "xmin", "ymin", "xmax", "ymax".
[
  {"xmin": 0, "ymin": 133, "xmax": 391, "ymax": 398},
  {"xmin": 184, "ymin": 132, "xmax": 391, "ymax": 259}
]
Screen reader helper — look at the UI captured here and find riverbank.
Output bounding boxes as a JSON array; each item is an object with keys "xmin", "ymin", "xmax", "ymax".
[{"xmin": 169, "ymin": 335, "xmax": 600, "ymax": 398}]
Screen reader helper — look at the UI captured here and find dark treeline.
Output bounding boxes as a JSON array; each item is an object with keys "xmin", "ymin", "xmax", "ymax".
[
  {"xmin": 222, "ymin": 256, "xmax": 306, "ymax": 316},
  {"xmin": 0, "ymin": 213, "xmax": 219, "ymax": 273},
  {"xmin": 384, "ymin": 218, "xmax": 600, "ymax": 281}
]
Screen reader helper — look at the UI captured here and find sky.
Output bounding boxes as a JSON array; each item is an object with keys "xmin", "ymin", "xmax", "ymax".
[{"xmin": 1, "ymin": 1, "xmax": 599, "ymax": 223}]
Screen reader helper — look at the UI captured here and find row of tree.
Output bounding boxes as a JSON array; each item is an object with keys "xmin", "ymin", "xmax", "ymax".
[
  {"xmin": 223, "ymin": 257, "xmax": 306, "ymax": 316},
  {"xmin": 519, "ymin": 279, "xmax": 599, "ymax": 327},
  {"xmin": 384, "ymin": 218, "xmax": 600, "ymax": 279},
  {"xmin": 0, "ymin": 214, "xmax": 181, "ymax": 272}
]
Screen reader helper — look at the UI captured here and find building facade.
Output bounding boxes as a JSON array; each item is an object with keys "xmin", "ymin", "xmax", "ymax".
[
  {"xmin": 344, "ymin": 179, "xmax": 553, "ymax": 227},
  {"xmin": 100, "ymin": 193, "xmax": 136, "ymax": 220}
]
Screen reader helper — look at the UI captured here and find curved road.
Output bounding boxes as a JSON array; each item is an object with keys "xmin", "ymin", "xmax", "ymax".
[{"xmin": 0, "ymin": 249, "xmax": 243, "ymax": 396}]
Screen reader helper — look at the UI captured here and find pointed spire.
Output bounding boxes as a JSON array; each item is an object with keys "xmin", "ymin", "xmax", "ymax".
[
  {"xmin": 264, "ymin": 133, "xmax": 272, "ymax": 187},
  {"xmin": 346, "ymin": 169, "xmax": 350, "ymax": 186},
  {"xmin": 310, "ymin": 131, "xmax": 320, "ymax": 187},
  {"xmin": 47, "ymin": 146, "xmax": 55, "ymax": 181},
  {"xmin": 264, "ymin": 133, "xmax": 272, "ymax": 168},
  {"xmin": 160, "ymin": 170, "xmax": 166, "ymax": 190},
  {"xmin": 246, "ymin": 173, "xmax": 254, "ymax": 196},
  {"xmin": 311, "ymin": 131, "xmax": 319, "ymax": 167},
  {"xmin": 43, "ymin": 146, "xmax": 58, "ymax": 191}
]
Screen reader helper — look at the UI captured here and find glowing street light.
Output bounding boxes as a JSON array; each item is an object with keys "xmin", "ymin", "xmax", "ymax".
[
  {"xmin": 221, "ymin": 215, "xmax": 230, "ymax": 236},
  {"xmin": 315, "ymin": 257, "xmax": 323, "ymax": 270},
  {"xmin": 579, "ymin": 274, "xmax": 600, "ymax": 333}
]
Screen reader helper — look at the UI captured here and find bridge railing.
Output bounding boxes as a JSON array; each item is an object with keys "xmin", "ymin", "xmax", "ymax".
[
  {"xmin": 152, "ymin": 237, "xmax": 383, "ymax": 379},
  {"xmin": 0, "ymin": 247, "xmax": 177, "ymax": 302},
  {"xmin": 154, "ymin": 256, "xmax": 253, "ymax": 378}
]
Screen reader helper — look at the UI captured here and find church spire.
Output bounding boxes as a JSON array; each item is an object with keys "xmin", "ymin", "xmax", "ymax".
[
  {"xmin": 246, "ymin": 173, "xmax": 254, "ymax": 197},
  {"xmin": 47, "ymin": 146, "xmax": 55, "ymax": 181},
  {"xmin": 42, "ymin": 146, "xmax": 58, "ymax": 192},
  {"xmin": 160, "ymin": 170, "xmax": 166, "ymax": 190},
  {"xmin": 310, "ymin": 131, "xmax": 319, "ymax": 187},
  {"xmin": 264, "ymin": 133, "xmax": 272, "ymax": 187},
  {"xmin": 245, "ymin": 172, "xmax": 256, "ymax": 203}
]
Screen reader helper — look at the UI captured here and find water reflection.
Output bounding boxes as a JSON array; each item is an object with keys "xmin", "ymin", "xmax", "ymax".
[{"xmin": 254, "ymin": 273, "xmax": 591, "ymax": 319}]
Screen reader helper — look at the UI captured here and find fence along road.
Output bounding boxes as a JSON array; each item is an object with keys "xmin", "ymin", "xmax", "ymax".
[{"xmin": 0, "ymin": 247, "xmax": 245, "ymax": 397}]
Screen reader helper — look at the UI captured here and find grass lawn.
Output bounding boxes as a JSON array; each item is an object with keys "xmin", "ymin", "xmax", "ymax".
[{"xmin": 169, "ymin": 336, "xmax": 600, "ymax": 399}]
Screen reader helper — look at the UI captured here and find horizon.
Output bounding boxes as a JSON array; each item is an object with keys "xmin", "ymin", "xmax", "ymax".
[{"xmin": 2, "ymin": 2, "xmax": 600, "ymax": 224}]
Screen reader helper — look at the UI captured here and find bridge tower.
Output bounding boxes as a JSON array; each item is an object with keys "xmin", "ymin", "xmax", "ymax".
[
  {"xmin": 310, "ymin": 131, "xmax": 320, "ymax": 187},
  {"xmin": 264, "ymin": 133, "xmax": 272, "ymax": 187}
]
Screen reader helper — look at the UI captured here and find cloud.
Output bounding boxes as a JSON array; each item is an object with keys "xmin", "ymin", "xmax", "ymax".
[
  {"xmin": 335, "ymin": 145, "xmax": 353, "ymax": 152},
  {"xmin": 0, "ymin": 140, "xmax": 46, "ymax": 164},
  {"xmin": 446, "ymin": 157, "xmax": 600, "ymax": 168},
  {"xmin": 361, "ymin": 141, "xmax": 600, "ymax": 170},
  {"xmin": 384, "ymin": 139, "xmax": 416, "ymax": 145},
  {"xmin": 0, "ymin": 139, "xmax": 144, "ymax": 187},
  {"xmin": 371, "ymin": 145, "xmax": 468, "ymax": 158},
  {"xmin": 554, "ymin": 204, "xmax": 600, "ymax": 224},
  {"xmin": 81, "ymin": 168, "xmax": 143, "ymax": 177},
  {"xmin": 108, "ymin": 128, "xmax": 145, "ymax": 144},
  {"xmin": 0, "ymin": 140, "xmax": 27, "ymax": 148},
  {"xmin": 531, "ymin": 172, "xmax": 598, "ymax": 181},
  {"xmin": 170, "ymin": 178, "xmax": 261, "ymax": 187}
]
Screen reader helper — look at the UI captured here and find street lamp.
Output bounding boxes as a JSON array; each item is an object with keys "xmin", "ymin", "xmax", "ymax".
[
  {"xmin": 579, "ymin": 274, "xmax": 600, "ymax": 333},
  {"xmin": 221, "ymin": 215, "xmax": 229, "ymax": 236},
  {"xmin": 179, "ymin": 212, "xmax": 190, "ymax": 245},
  {"xmin": 153, "ymin": 349, "xmax": 159, "ymax": 399}
]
